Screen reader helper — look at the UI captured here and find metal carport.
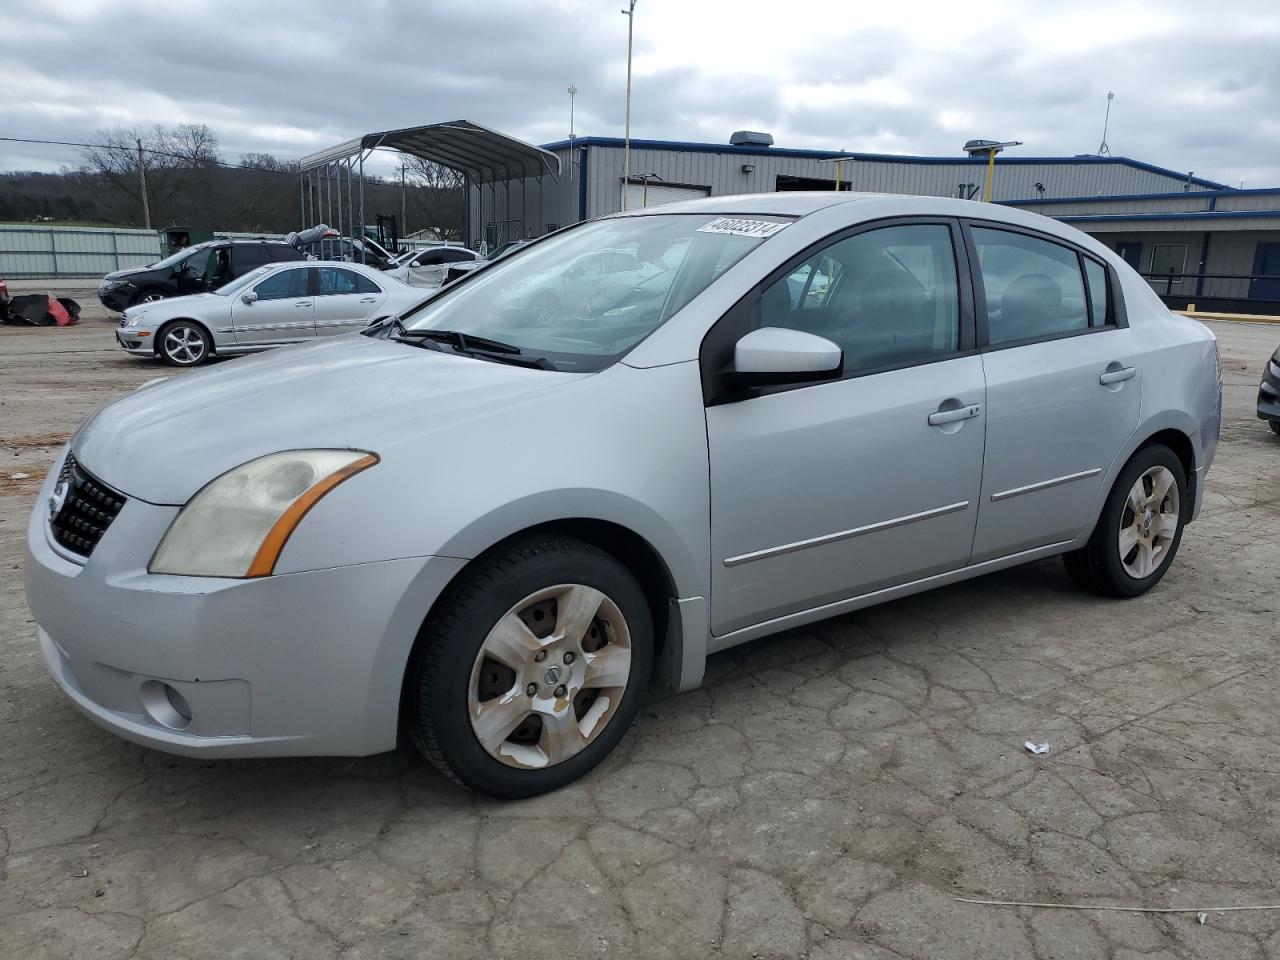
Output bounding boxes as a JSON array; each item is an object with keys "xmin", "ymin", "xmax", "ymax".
[{"xmin": 297, "ymin": 120, "xmax": 561, "ymax": 258}]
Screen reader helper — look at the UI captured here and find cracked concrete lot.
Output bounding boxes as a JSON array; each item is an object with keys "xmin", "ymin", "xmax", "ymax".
[{"xmin": 2, "ymin": 296, "xmax": 1279, "ymax": 960}]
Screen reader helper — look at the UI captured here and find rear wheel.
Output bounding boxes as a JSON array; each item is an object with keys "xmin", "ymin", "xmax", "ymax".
[
  {"xmin": 1063, "ymin": 443, "xmax": 1186, "ymax": 598},
  {"xmin": 406, "ymin": 536, "xmax": 652, "ymax": 798},
  {"xmin": 157, "ymin": 320, "xmax": 211, "ymax": 367}
]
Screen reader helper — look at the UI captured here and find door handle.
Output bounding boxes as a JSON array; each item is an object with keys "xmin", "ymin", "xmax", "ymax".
[
  {"xmin": 1099, "ymin": 365, "xmax": 1136, "ymax": 385},
  {"xmin": 928, "ymin": 404, "xmax": 982, "ymax": 426}
]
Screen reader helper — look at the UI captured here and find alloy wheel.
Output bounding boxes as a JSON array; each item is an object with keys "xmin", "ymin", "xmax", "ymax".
[
  {"xmin": 1118, "ymin": 465, "xmax": 1179, "ymax": 579},
  {"xmin": 162, "ymin": 324, "xmax": 207, "ymax": 365},
  {"xmin": 467, "ymin": 583, "xmax": 632, "ymax": 769}
]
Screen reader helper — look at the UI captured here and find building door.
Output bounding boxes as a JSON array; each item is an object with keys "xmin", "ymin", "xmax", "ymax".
[
  {"xmin": 1249, "ymin": 243, "xmax": 1280, "ymax": 301},
  {"xmin": 1115, "ymin": 242, "xmax": 1143, "ymax": 272}
]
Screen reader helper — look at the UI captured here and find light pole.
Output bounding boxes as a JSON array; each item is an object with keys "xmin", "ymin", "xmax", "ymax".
[
  {"xmin": 621, "ymin": 1, "xmax": 637, "ymax": 210},
  {"xmin": 963, "ymin": 139, "xmax": 1022, "ymax": 202}
]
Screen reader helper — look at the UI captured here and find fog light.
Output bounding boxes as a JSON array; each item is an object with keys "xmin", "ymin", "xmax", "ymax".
[{"xmin": 140, "ymin": 679, "xmax": 192, "ymax": 730}]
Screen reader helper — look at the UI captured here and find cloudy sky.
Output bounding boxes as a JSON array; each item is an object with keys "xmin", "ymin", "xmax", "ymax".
[{"xmin": 4, "ymin": 0, "xmax": 1280, "ymax": 186}]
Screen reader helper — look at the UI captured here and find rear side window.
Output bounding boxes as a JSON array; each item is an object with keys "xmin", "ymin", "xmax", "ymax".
[{"xmin": 972, "ymin": 228, "xmax": 1088, "ymax": 345}]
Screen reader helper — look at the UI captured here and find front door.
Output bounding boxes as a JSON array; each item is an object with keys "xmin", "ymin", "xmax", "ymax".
[
  {"xmin": 311, "ymin": 266, "xmax": 388, "ymax": 337},
  {"xmin": 1249, "ymin": 243, "xmax": 1280, "ymax": 301},
  {"xmin": 706, "ymin": 220, "xmax": 987, "ymax": 636},
  {"xmin": 230, "ymin": 266, "xmax": 315, "ymax": 347},
  {"xmin": 965, "ymin": 223, "xmax": 1141, "ymax": 561}
]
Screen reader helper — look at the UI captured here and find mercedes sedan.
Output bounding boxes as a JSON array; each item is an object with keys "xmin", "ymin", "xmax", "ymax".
[
  {"xmin": 27, "ymin": 193, "xmax": 1220, "ymax": 798},
  {"xmin": 115, "ymin": 261, "xmax": 423, "ymax": 366}
]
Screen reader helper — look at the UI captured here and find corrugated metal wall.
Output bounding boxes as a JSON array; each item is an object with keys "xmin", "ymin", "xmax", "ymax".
[{"xmin": 0, "ymin": 226, "xmax": 162, "ymax": 278}]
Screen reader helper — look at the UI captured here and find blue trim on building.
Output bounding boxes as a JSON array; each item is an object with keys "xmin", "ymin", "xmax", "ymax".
[
  {"xmin": 539, "ymin": 136, "xmax": 1227, "ymax": 189},
  {"xmin": 1005, "ymin": 186, "xmax": 1280, "ymax": 206},
  {"xmin": 1058, "ymin": 209, "xmax": 1280, "ymax": 224}
]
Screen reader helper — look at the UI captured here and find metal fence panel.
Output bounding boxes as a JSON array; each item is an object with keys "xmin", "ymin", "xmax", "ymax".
[{"xmin": 0, "ymin": 225, "xmax": 163, "ymax": 278}]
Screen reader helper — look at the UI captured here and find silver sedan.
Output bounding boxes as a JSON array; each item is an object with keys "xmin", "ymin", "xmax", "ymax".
[
  {"xmin": 114, "ymin": 261, "xmax": 425, "ymax": 366},
  {"xmin": 27, "ymin": 193, "xmax": 1220, "ymax": 798}
]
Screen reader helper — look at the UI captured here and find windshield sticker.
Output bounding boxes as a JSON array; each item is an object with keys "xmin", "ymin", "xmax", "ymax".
[{"xmin": 696, "ymin": 218, "xmax": 787, "ymax": 239}]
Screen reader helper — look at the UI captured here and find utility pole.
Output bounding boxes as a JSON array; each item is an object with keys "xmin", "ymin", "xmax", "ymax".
[
  {"xmin": 136, "ymin": 138, "xmax": 151, "ymax": 230},
  {"xmin": 400, "ymin": 164, "xmax": 407, "ymax": 238},
  {"xmin": 621, "ymin": 1, "xmax": 637, "ymax": 210}
]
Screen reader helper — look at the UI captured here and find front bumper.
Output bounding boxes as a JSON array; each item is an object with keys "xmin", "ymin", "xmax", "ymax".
[
  {"xmin": 1258, "ymin": 357, "xmax": 1280, "ymax": 421},
  {"xmin": 115, "ymin": 327, "xmax": 154, "ymax": 356},
  {"xmin": 99, "ymin": 286, "xmax": 133, "ymax": 312},
  {"xmin": 24, "ymin": 452, "xmax": 465, "ymax": 757}
]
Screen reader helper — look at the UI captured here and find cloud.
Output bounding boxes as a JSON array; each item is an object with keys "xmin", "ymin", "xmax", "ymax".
[{"xmin": 2, "ymin": 0, "xmax": 1279, "ymax": 186}]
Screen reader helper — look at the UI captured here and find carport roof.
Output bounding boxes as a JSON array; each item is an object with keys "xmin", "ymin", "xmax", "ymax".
[{"xmin": 298, "ymin": 120, "xmax": 560, "ymax": 184}]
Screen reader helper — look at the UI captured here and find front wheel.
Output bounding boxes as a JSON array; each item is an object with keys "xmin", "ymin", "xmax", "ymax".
[
  {"xmin": 157, "ymin": 320, "xmax": 211, "ymax": 367},
  {"xmin": 405, "ymin": 536, "xmax": 652, "ymax": 798},
  {"xmin": 1062, "ymin": 443, "xmax": 1186, "ymax": 598}
]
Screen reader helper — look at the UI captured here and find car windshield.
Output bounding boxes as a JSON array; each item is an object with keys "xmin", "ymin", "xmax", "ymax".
[
  {"xmin": 401, "ymin": 214, "xmax": 787, "ymax": 371},
  {"xmin": 214, "ymin": 266, "xmax": 275, "ymax": 296},
  {"xmin": 149, "ymin": 244, "xmax": 213, "ymax": 271}
]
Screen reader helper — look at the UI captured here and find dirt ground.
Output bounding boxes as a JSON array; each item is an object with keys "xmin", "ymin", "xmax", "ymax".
[{"xmin": 2, "ymin": 289, "xmax": 1279, "ymax": 960}]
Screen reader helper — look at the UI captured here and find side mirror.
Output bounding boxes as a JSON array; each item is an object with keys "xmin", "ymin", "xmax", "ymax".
[
  {"xmin": 721, "ymin": 327, "xmax": 843, "ymax": 391},
  {"xmin": 241, "ymin": 291, "xmax": 258, "ymax": 304}
]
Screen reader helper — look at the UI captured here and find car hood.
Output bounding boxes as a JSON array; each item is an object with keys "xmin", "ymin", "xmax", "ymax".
[
  {"xmin": 74, "ymin": 335, "xmax": 587, "ymax": 504},
  {"xmin": 103, "ymin": 266, "xmax": 158, "ymax": 282},
  {"xmin": 124, "ymin": 292, "xmax": 221, "ymax": 321}
]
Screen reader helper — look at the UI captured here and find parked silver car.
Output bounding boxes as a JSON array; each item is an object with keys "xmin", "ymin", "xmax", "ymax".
[
  {"xmin": 384, "ymin": 245, "xmax": 483, "ymax": 287},
  {"xmin": 115, "ymin": 261, "xmax": 424, "ymax": 366},
  {"xmin": 27, "ymin": 193, "xmax": 1220, "ymax": 798}
]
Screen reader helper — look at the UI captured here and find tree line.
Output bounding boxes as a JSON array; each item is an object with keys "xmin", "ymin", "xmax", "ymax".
[{"xmin": 0, "ymin": 123, "xmax": 465, "ymax": 239}]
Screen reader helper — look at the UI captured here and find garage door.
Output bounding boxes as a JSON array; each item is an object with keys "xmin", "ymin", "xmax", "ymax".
[{"xmin": 622, "ymin": 182, "xmax": 710, "ymax": 209}]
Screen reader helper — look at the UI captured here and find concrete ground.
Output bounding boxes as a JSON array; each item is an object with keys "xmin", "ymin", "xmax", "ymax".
[{"xmin": 1, "ymin": 291, "xmax": 1278, "ymax": 960}]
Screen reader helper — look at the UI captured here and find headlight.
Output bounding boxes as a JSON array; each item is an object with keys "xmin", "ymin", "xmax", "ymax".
[{"xmin": 149, "ymin": 449, "xmax": 378, "ymax": 577}]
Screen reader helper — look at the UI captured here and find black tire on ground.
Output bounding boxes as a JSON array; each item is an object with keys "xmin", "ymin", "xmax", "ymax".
[
  {"xmin": 129, "ymin": 289, "xmax": 168, "ymax": 308},
  {"xmin": 1062, "ymin": 443, "xmax": 1187, "ymax": 598},
  {"xmin": 405, "ymin": 535, "xmax": 653, "ymax": 799},
  {"xmin": 1269, "ymin": 420, "xmax": 1280, "ymax": 436},
  {"xmin": 156, "ymin": 320, "xmax": 211, "ymax": 367}
]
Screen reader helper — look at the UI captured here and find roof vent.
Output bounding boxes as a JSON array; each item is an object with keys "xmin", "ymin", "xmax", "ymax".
[{"xmin": 730, "ymin": 131, "xmax": 774, "ymax": 147}]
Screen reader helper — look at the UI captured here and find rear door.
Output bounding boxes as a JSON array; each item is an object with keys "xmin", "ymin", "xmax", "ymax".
[
  {"xmin": 311, "ymin": 266, "xmax": 386, "ymax": 337},
  {"xmin": 230, "ymin": 266, "xmax": 314, "ymax": 346},
  {"xmin": 965, "ymin": 221, "xmax": 1141, "ymax": 561}
]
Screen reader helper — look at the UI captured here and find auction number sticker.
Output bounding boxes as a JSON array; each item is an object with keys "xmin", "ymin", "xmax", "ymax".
[{"xmin": 696, "ymin": 218, "xmax": 787, "ymax": 239}]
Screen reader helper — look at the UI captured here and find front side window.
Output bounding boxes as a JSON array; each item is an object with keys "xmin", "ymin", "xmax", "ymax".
[
  {"xmin": 972, "ymin": 227, "xmax": 1088, "ymax": 345},
  {"xmin": 402, "ymin": 213, "xmax": 785, "ymax": 372},
  {"xmin": 759, "ymin": 223, "xmax": 960, "ymax": 375},
  {"xmin": 253, "ymin": 269, "xmax": 307, "ymax": 301}
]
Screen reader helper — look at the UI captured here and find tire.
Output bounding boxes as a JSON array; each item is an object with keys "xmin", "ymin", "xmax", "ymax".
[
  {"xmin": 1062, "ymin": 443, "xmax": 1187, "ymax": 598},
  {"xmin": 527, "ymin": 290, "xmax": 560, "ymax": 326},
  {"xmin": 156, "ymin": 320, "xmax": 211, "ymax": 367},
  {"xmin": 129, "ymin": 289, "xmax": 168, "ymax": 307},
  {"xmin": 1269, "ymin": 420, "xmax": 1280, "ymax": 436},
  {"xmin": 405, "ymin": 536, "xmax": 653, "ymax": 799}
]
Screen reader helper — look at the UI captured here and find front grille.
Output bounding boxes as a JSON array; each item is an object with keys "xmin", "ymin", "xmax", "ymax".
[{"xmin": 49, "ymin": 454, "xmax": 127, "ymax": 558}]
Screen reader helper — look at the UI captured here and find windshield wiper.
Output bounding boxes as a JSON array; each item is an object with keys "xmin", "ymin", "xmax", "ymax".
[{"xmin": 395, "ymin": 328, "xmax": 522, "ymax": 355}]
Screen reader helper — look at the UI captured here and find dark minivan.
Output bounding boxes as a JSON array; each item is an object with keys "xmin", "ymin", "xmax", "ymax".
[{"xmin": 96, "ymin": 239, "xmax": 304, "ymax": 312}]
